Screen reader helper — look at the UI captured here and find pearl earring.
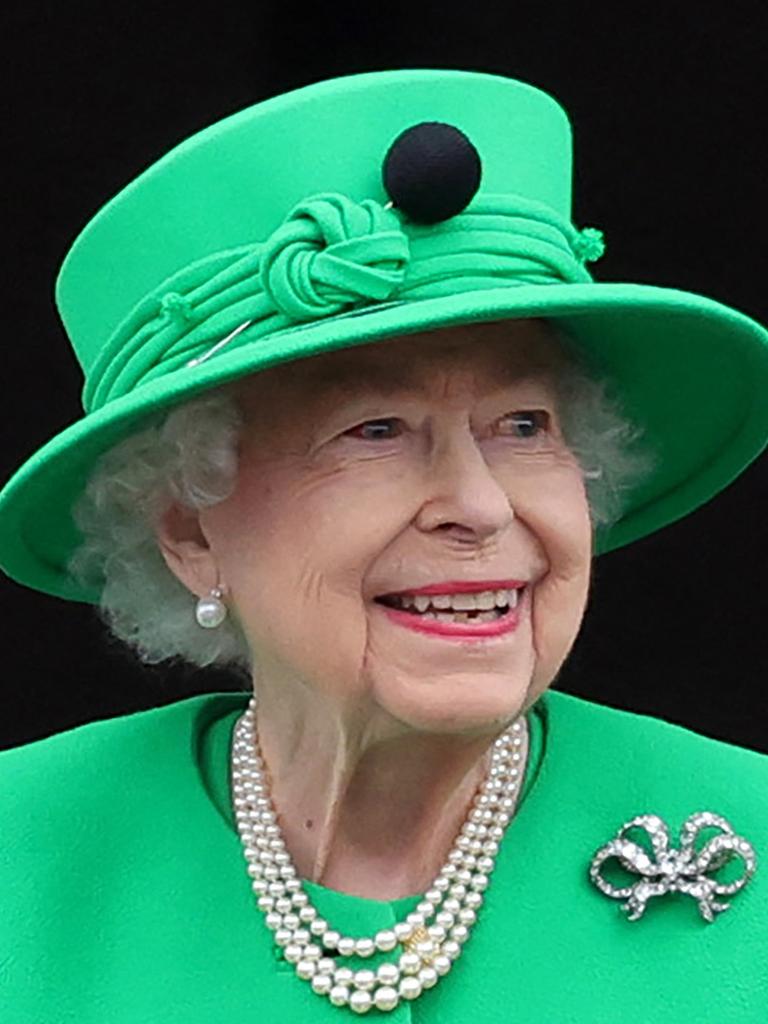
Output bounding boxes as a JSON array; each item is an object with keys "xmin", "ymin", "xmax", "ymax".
[{"xmin": 195, "ymin": 586, "xmax": 228, "ymax": 629}]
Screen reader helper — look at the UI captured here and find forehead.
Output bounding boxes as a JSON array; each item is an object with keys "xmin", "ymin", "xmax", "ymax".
[{"xmin": 237, "ymin": 319, "xmax": 567, "ymax": 407}]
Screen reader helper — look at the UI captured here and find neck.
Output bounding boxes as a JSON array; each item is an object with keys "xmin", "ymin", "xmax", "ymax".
[{"xmin": 251, "ymin": 682, "xmax": 529, "ymax": 902}]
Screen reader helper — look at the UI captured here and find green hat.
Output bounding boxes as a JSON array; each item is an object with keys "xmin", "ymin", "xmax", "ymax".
[{"xmin": 1, "ymin": 67, "xmax": 766, "ymax": 603}]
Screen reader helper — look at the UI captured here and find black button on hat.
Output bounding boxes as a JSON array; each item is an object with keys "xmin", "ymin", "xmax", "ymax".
[{"xmin": 382, "ymin": 121, "xmax": 482, "ymax": 224}]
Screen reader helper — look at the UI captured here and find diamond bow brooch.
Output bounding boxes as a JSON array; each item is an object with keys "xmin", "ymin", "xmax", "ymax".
[{"xmin": 588, "ymin": 812, "xmax": 757, "ymax": 922}]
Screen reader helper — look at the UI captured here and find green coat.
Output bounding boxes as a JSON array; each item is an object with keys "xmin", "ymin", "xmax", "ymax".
[{"xmin": 1, "ymin": 687, "xmax": 766, "ymax": 1021}]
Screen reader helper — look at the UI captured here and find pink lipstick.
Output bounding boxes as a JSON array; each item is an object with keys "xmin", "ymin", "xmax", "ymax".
[{"xmin": 374, "ymin": 585, "xmax": 527, "ymax": 640}]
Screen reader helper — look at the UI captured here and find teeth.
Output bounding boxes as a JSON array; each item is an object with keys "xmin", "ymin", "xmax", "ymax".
[
  {"xmin": 411, "ymin": 608, "xmax": 505, "ymax": 624},
  {"xmin": 393, "ymin": 587, "xmax": 521, "ymax": 613}
]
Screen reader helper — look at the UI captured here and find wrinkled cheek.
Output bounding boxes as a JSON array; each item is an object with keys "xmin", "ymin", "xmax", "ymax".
[
  {"xmin": 527, "ymin": 575, "xmax": 584, "ymax": 697},
  {"xmin": 527, "ymin": 503, "xmax": 592, "ymax": 695}
]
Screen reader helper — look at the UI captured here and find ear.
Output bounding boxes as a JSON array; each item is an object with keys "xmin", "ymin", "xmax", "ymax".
[{"xmin": 154, "ymin": 499, "xmax": 218, "ymax": 597}]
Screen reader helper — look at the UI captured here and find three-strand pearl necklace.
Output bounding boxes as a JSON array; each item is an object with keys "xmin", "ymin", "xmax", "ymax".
[{"xmin": 231, "ymin": 695, "xmax": 527, "ymax": 1014}]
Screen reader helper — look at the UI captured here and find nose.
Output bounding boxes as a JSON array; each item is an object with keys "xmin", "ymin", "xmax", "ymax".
[{"xmin": 415, "ymin": 425, "xmax": 515, "ymax": 541}]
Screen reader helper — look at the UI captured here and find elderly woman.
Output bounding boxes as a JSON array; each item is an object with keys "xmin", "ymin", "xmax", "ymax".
[{"xmin": 1, "ymin": 69, "xmax": 767, "ymax": 1021}]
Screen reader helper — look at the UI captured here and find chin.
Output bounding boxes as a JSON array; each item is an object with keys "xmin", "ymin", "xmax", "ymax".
[{"xmin": 374, "ymin": 675, "xmax": 530, "ymax": 736}]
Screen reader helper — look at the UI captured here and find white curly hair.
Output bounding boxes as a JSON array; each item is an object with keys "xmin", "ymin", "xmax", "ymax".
[{"xmin": 67, "ymin": 322, "xmax": 659, "ymax": 673}]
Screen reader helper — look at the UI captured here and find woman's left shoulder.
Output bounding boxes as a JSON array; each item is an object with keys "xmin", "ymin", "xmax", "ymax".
[{"xmin": 540, "ymin": 688, "xmax": 768, "ymax": 823}]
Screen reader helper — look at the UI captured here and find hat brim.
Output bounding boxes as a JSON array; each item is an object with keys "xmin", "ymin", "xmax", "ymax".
[{"xmin": 1, "ymin": 280, "xmax": 766, "ymax": 602}]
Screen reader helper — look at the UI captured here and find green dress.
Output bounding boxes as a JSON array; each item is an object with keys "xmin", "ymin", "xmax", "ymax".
[{"xmin": 1, "ymin": 686, "xmax": 766, "ymax": 1021}]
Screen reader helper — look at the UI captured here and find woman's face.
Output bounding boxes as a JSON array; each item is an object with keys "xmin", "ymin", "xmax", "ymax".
[{"xmin": 166, "ymin": 319, "xmax": 593, "ymax": 735}]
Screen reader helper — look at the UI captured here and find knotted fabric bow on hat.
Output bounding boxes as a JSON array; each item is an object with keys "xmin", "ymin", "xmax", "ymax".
[
  {"xmin": 259, "ymin": 193, "xmax": 411, "ymax": 320},
  {"xmin": 83, "ymin": 190, "xmax": 605, "ymax": 413}
]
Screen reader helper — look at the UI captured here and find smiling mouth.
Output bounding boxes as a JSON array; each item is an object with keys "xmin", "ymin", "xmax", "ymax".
[{"xmin": 373, "ymin": 586, "xmax": 525, "ymax": 624}]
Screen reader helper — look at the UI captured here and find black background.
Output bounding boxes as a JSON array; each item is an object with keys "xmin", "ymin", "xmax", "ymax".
[{"xmin": 1, "ymin": 3, "xmax": 766, "ymax": 752}]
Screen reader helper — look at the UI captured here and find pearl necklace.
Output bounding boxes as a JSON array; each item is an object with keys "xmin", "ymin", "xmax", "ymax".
[{"xmin": 231, "ymin": 696, "xmax": 527, "ymax": 1014}]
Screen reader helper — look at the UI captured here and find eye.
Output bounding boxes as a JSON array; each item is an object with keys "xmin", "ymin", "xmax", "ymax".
[
  {"xmin": 344, "ymin": 418, "xmax": 402, "ymax": 441},
  {"xmin": 498, "ymin": 410, "xmax": 550, "ymax": 439},
  {"xmin": 343, "ymin": 412, "xmax": 552, "ymax": 442}
]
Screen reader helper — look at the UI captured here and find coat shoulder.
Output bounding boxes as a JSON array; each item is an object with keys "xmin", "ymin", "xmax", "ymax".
[
  {"xmin": 0, "ymin": 690, "xmax": 247, "ymax": 827},
  {"xmin": 542, "ymin": 687, "xmax": 768, "ymax": 825}
]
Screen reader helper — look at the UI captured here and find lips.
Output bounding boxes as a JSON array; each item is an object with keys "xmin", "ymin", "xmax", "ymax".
[
  {"xmin": 374, "ymin": 585, "xmax": 528, "ymax": 640},
  {"xmin": 378, "ymin": 579, "xmax": 527, "ymax": 598}
]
